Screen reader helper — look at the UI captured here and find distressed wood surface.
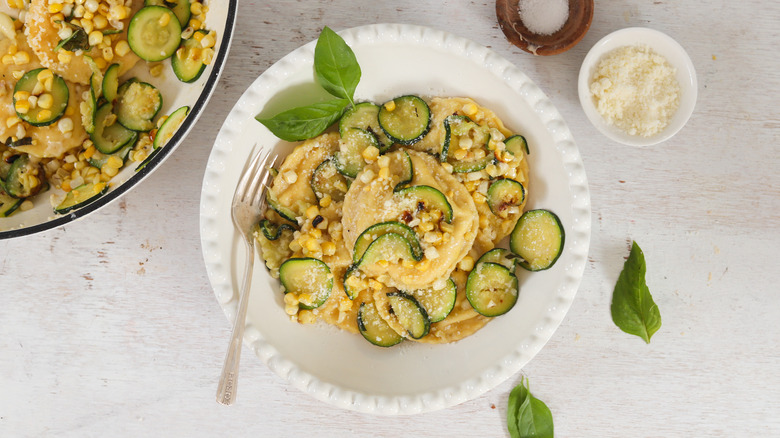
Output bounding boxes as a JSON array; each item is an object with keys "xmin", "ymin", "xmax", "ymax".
[{"xmin": 2, "ymin": 0, "xmax": 779, "ymax": 436}]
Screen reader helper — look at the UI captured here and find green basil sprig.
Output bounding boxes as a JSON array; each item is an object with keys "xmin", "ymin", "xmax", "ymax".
[
  {"xmin": 507, "ymin": 377, "xmax": 554, "ymax": 438},
  {"xmin": 611, "ymin": 241, "xmax": 662, "ymax": 343},
  {"xmin": 257, "ymin": 26, "xmax": 359, "ymax": 141}
]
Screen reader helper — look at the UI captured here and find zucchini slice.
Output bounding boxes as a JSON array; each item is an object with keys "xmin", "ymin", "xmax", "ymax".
[
  {"xmin": 128, "ymin": 6, "xmax": 182, "ymax": 62},
  {"xmin": 356, "ymin": 232, "xmax": 417, "ymax": 269},
  {"xmin": 358, "ymin": 302, "xmax": 403, "ymax": 347},
  {"xmin": 13, "ymin": 68, "xmax": 68, "ymax": 127},
  {"xmin": 153, "ymin": 105, "xmax": 189, "ymax": 149},
  {"xmin": 353, "ymin": 221, "xmax": 423, "ymax": 264},
  {"xmin": 88, "ymin": 142, "xmax": 133, "ymax": 169},
  {"xmin": 102, "ymin": 63, "xmax": 120, "ymax": 102},
  {"xmin": 342, "ymin": 264, "xmax": 364, "ymax": 300},
  {"xmin": 386, "ymin": 291, "xmax": 430, "ymax": 339},
  {"xmin": 145, "ymin": 0, "xmax": 191, "ymax": 27},
  {"xmin": 54, "ymin": 182, "xmax": 109, "ymax": 214},
  {"xmin": 394, "ymin": 185, "xmax": 453, "ymax": 223},
  {"xmin": 82, "ymin": 74, "xmax": 98, "ymax": 135},
  {"xmin": 339, "ymin": 102, "xmax": 391, "ymax": 150},
  {"xmin": 441, "ymin": 115, "xmax": 488, "ymax": 162},
  {"xmin": 134, "ymin": 147, "xmax": 161, "ymax": 172},
  {"xmin": 310, "ymin": 157, "xmax": 349, "ymax": 203},
  {"xmin": 258, "ymin": 219, "xmax": 295, "ymax": 241},
  {"xmin": 116, "ymin": 81, "xmax": 163, "ymax": 132},
  {"xmin": 335, "ymin": 127, "xmax": 378, "ymax": 178},
  {"xmin": 487, "ymin": 178, "xmax": 526, "ymax": 217},
  {"xmin": 171, "ymin": 30, "xmax": 208, "ymax": 83},
  {"xmin": 4, "ymin": 155, "xmax": 42, "ymax": 198},
  {"xmin": 90, "ymin": 103, "xmax": 138, "ymax": 154},
  {"xmin": 465, "ymin": 262, "xmax": 518, "ymax": 317},
  {"xmin": 510, "ymin": 209, "xmax": 565, "ymax": 271},
  {"xmin": 265, "ymin": 190, "xmax": 297, "ymax": 224},
  {"xmin": 408, "ymin": 278, "xmax": 457, "ymax": 323},
  {"xmin": 278, "ymin": 257, "xmax": 333, "ymax": 310},
  {"xmin": 504, "ymin": 134, "xmax": 530, "ymax": 156},
  {"xmin": 378, "ymin": 95, "xmax": 430, "ymax": 145},
  {"xmin": 393, "ymin": 150, "xmax": 413, "ymax": 192},
  {"xmin": 0, "ymin": 190, "xmax": 22, "ymax": 217},
  {"xmin": 475, "ymin": 248, "xmax": 515, "ymax": 270}
]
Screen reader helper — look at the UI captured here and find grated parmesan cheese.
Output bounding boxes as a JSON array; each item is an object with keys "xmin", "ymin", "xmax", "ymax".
[{"xmin": 589, "ymin": 45, "xmax": 680, "ymax": 137}]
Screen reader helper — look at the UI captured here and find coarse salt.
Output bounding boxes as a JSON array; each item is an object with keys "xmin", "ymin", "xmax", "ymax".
[{"xmin": 518, "ymin": 0, "xmax": 569, "ymax": 36}]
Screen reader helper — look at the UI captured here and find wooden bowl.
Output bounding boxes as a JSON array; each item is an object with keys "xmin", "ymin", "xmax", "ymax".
[{"xmin": 496, "ymin": 0, "xmax": 594, "ymax": 56}]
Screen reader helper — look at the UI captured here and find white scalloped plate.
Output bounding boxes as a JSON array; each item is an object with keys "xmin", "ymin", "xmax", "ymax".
[{"xmin": 200, "ymin": 23, "xmax": 590, "ymax": 415}]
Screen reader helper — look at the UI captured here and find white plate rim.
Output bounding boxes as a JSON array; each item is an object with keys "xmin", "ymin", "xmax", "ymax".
[{"xmin": 199, "ymin": 23, "xmax": 591, "ymax": 415}]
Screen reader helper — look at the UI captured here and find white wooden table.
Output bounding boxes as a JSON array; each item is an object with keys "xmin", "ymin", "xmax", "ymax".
[{"xmin": 2, "ymin": 1, "xmax": 779, "ymax": 436}]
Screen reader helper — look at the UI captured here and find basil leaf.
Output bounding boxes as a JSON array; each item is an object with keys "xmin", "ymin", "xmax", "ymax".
[
  {"xmin": 314, "ymin": 26, "xmax": 360, "ymax": 105},
  {"xmin": 256, "ymin": 99, "xmax": 349, "ymax": 142},
  {"xmin": 507, "ymin": 377, "xmax": 554, "ymax": 438},
  {"xmin": 611, "ymin": 241, "xmax": 662, "ymax": 343},
  {"xmin": 55, "ymin": 26, "xmax": 89, "ymax": 52}
]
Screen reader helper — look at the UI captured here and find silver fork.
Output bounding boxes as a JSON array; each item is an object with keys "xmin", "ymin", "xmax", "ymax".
[{"xmin": 216, "ymin": 146, "xmax": 278, "ymax": 406}]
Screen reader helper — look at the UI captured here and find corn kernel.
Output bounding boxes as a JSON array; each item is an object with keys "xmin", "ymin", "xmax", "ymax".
[
  {"xmin": 284, "ymin": 293, "xmax": 299, "ymax": 306},
  {"xmin": 37, "ymin": 109, "xmax": 52, "ymax": 123},
  {"xmin": 361, "ymin": 145, "xmax": 379, "ymax": 162},
  {"xmin": 37, "ymin": 93, "xmax": 53, "ymax": 109},
  {"xmin": 369, "ymin": 279, "xmax": 383, "ymax": 290},
  {"xmin": 57, "ymin": 51, "xmax": 73, "ymax": 64},
  {"xmin": 14, "ymin": 100, "xmax": 29, "ymax": 114},
  {"xmin": 284, "ymin": 303, "xmax": 298, "ymax": 316},
  {"xmin": 61, "ymin": 180, "xmax": 72, "ymax": 191},
  {"xmin": 93, "ymin": 14, "xmax": 107, "ymax": 29},
  {"xmin": 190, "ymin": 2, "xmax": 203, "ymax": 15},
  {"xmin": 1, "ymin": 54, "xmax": 13, "ymax": 65},
  {"xmin": 188, "ymin": 18, "xmax": 202, "ymax": 30},
  {"xmin": 378, "ymin": 167, "xmax": 390, "ymax": 179},
  {"xmin": 149, "ymin": 63, "xmax": 164, "ymax": 77},
  {"xmin": 304, "ymin": 238, "xmax": 321, "ymax": 253},
  {"xmin": 11, "ymin": 70, "xmax": 22, "ymax": 80},
  {"xmin": 384, "ymin": 100, "xmax": 396, "ymax": 111},
  {"xmin": 102, "ymin": 164, "xmax": 118, "ymax": 177},
  {"xmin": 462, "ymin": 103, "xmax": 478, "ymax": 116},
  {"xmin": 13, "ymin": 90, "xmax": 29, "ymax": 101},
  {"xmin": 200, "ymin": 34, "xmax": 215, "ymax": 49},
  {"xmin": 158, "ymin": 11, "xmax": 171, "ymax": 27},
  {"xmin": 452, "ymin": 148, "xmax": 467, "ymax": 160},
  {"xmin": 309, "ymin": 228, "xmax": 322, "ymax": 239},
  {"xmin": 322, "ymin": 241, "xmax": 336, "ymax": 256},
  {"xmin": 473, "ymin": 192, "xmax": 486, "ymax": 204},
  {"xmin": 43, "ymin": 77, "xmax": 54, "ymax": 92},
  {"xmin": 282, "ymin": 170, "xmax": 297, "ymax": 184},
  {"xmin": 114, "ymin": 40, "xmax": 130, "ymax": 57},
  {"xmin": 318, "ymin": 194, "xmax": 332, "ymax": 208},
  {"xmin": 106, "ymin": 156, "xmax": 123, "ymax": 168},
  {"xmin": 298, "ymin": 310, "xmax": 315, "ymax": 324},
  {"xmin": 458, "ymin": 256, "xmax": 474, "ymax": 272},
  {"xmin": 48, "ymin": 3, "xmax": 64, "ymax": 13},
  {"xmin": 305, "ymin": 205, "xmax": 319, "ymax": 219},
  {"xmin": 338, "ymin": 298, "xmax": 352, "ymax": 312}
]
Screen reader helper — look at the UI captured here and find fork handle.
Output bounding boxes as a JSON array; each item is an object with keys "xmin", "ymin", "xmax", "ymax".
[{"xmin": 216, "ymin": 241, "xmax": 255, "ymax": 405}]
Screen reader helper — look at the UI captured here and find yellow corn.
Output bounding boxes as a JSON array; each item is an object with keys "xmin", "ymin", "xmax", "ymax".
[
  {"xmin": 88, "ymin": 30, "xmax": 103, "ymax": 47},
  {"xmin": 458, "ymin": 256, "xmax": 474, "ymax": 272},
  {"xmin": 192, "ymin": 31, "xmax": 205, "ymax": 42},
  {"xmin": 158, "ymin": 11, "xmax": 171, "ymax": 27},
  {"xmin": 309, "ymin": 228, "xmax": 322, "ymax": 239},
  {"xmin": 58, "ymin": 51, "xmax": 73, "ymax": 64},
  {"xmin": 384, "ymin": 100, "xmax": 396, "ymax": 111},
  {"xmin": 6, "ymin": 116, "xmax": 19, "ymax": 128},
  {"xmin": 37, "ymin": 93, "xmax": 53, "ymax": 109},
  {"xmin": 106, "ymin": 156, "xmax": 123, "ymax": 168},
  {"xmin": 298, "ymin": 310, "xmax": 315, "ymax": 324},
  {"xmin": 61, "ymin": 180, "xmax": 72, "ymax": 191},
  {"xmin": 93, "ymin": 182, "xmax": 106, "ymax": 194},
  {"xmin": 12, "ymin": 50, "xmax": 29, "ymax": 65},
  {"xmin": 305, "ymin": 205, "xmax": 319, "ymax": 219},
  {"xmin": 1, "ymin": 54, "xmax": 13, "ymax": 65},
  {"xmin": 188, "ymin": 18, "xmax": 202, "ymax": 29},
  {"xmin": 37, "ymin": 69, "xmax": 53, "ymax": 81},
  {"xmin": 14, "ymin": 100, "xmax": 29, "ymax": 114},
  {"xmin": 149, "ymin": 63, "xmax": 164, "ymax": 77},
  {"xmin": 361, "ymin": 145, "xmax": 379, "ymax": 162},
  {"xmin": 49, "ymin": 3, "xmax": 64, "ymax": 13},
  {"xmin": 114, "ymin": 40, "xmax": 130, "ymax": 57},
  {"xmin": 322, "ymin": 241, "xmax": 336, "ymax": 256},
  {"xmin": 36, "ymin": 109, "xmax": 52, "ymax": 123},
  {"xmin": 318, "ymin": 194, "xmax": 332, "ymax": 208},
  {"xmin": 190, "ymin": 2, "xmax": 203, "ymax": 15}
]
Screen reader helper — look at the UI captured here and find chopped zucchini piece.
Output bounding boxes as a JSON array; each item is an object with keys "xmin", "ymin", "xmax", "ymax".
[
  {"xmin": 335, "ymin": 127, "xmax": 378, "ymax": 178},
  {"xmin": 386, "ymin": 292, "xmax": 430, "ymax": 339},
  {"xmin": 504, "ymin": 134, "xmax": 530, "ymax": 156},
  {"xmin": 475, "ymin": 248, "xmax": 515, "ymax": 270},
  {"xmin": 487, "ymin": 178, "xmax": 526, "ymax": 217},
  {"xmin": 88, "ymin": 142, "xmax": 133, "ymax": 169},
  {"xmin": 393, "ymin": 150, "xmax": 413, "ymax": 192},
  {"xmin": 144, "ymin": 0, "xmax": 191, "ymax": 27},
  {"xmin": 13, "ymin": 68, "xmax": 68, "ymax": 127},
  {"xmin": 378, "ymin": 95, "xmax": 430, "ymax": 145},
  {"xmin": 339, "ymin": 102, "xmax": 391, "ymax": 150},
  {"xmin": 465, "ymin": 262, "xmax": 518, "ymax": 317},
  {"xmin": 258, "ymin": 219, "xmax": 295, "ymax": 241},
  {"xmin": 510, "ymin": 209, "xmax": 565, "ymax": 271},
  {"xmin": 342, "ymin": 265, "xmax": 364, "ymax": 300},
  {"xmin": 4, "ymin": 155, "xmax": 42, "ymax": 198},
  {"xmin": 116, "ymin": 81, "xmax": 163, "ymax": 132},
  {"xmin": 171, "ymin": 30, "xmax": 208, "ymax": 83},
  {"xmin": 54, "ymin": 182, "xmax": 109, "ymax": 214},
  {"xmin": 356, "ymin": 232, "xmax": 417, "ymax": 269},
  {"xmin": 0, "ymin": 190, "xmax": 22, "ymax": 217},
  {"xmin": 310, "ymin": 157, "xmax": 349, "ymax": 203},
  {"xmin": 353, "ymin": 221, "xmax": 423, "ymax": 264},
  {"xmin": 90, "ymin": 103, "xmax": 138, "ymax": 154},
  {"xmin": 102, "ymin": 63, "xmax": 120, "ymax": 102},
  {"xmin": 265, "ymin": 190, "xmax": 297, "ymax": 224},
  {"xmin": 408, "ymin": 278, "xmax": 457, "ymax": 323},
  {"xmin": 153, "ymin": 105, "xmax": 189, "ymax": 149},
  {"xmin": 128, "ymin": 6, "xmax": 182, "ymax": 62},
  {"xmin": 394, "ymin": 185, "xmax": 453, "ymax": 223},
  {"xmin": 358, "ymin": 302, "xmax": 403, "ymax": 347},
  {"xmin": 279, "ymin": 257, "xmax": 333, "ymax": 310}
]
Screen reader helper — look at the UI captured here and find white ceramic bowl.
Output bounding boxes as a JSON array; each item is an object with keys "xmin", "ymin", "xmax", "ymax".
[
  {"xmin": 201, "ymin": 23, "xmax": 591, "ymax": 415},
  {"xmin": 0, "ymin": 1, "xmax": 238, "ymax": 239},
  {"xmin": 577, "ymin": 27, "xmax": 697, "ymax": 147}
]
